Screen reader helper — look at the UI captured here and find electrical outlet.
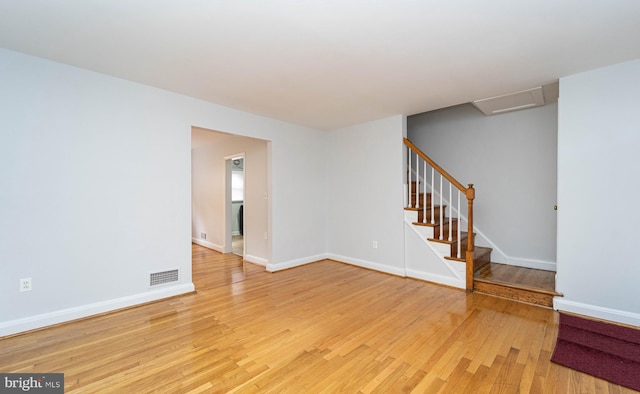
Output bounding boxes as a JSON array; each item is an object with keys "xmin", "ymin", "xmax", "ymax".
[
  {"xmin": 373, "ymin": 241, "xmax": 378, "ymax": 249},
  {"xmin": 20, "ymin": 278, "xmax": 32, "ymax": 292},
  {"xmin": 201, "ymin": 232, "xmax": 206, "ymax": 240}
]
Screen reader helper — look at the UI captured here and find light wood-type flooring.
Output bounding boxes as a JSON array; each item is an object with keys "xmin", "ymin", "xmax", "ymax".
[
  {"xmin": 0, "ymin": 244, "xmax": 634, "ymax": 393},
  {"xmin": 232, "ymin": 235, "xmax": 244, "ymax": 256}
]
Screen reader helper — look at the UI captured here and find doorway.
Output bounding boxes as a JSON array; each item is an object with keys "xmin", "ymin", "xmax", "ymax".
[
  {"xmin": 191, "ymin": 126, "xmax": 269, "ymax": 267},
  {"xmin": 227, "ymin": 155, "xmax": 245, "ymax": 257}
]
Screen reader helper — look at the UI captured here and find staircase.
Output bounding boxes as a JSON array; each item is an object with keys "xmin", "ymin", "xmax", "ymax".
[
  {"xmin": 406, "ymin": 183, "xmax": 489, "ymax": 269},
  {"xmin": 404, "ymin": 138, "xmax": 562, "ymax": 308}
]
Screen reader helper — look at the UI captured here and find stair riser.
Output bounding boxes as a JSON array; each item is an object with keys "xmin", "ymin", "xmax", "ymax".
[
  {"xmin": 474, "ymin": 281, "xmax": 554, "ymax": 308},
  {"xmin": 474, "ymin": 251, "xmax": 491, "ymax": 271},
  {"xmin": 449, "ymin": 235, "xmax": 469, "ymax": 258},
  {"xmin": 410, "ymin": 193, "xmax": 432, "ymax": 208},
  {"xmin": 416, "ymin": 207, "xmax": 445, "ymax": 223},
  {"xmin": 433, "ymin": 221, "xmax": 458, "ymax": 239},
  {"xmin": 448, "ymin": 248, "xmax": 466, "ymax": 260}
]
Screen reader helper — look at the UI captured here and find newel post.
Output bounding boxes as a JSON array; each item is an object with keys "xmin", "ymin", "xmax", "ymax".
[{"xmin": 465, "ymin": 184, "xmax": 475, "ymax": 291}]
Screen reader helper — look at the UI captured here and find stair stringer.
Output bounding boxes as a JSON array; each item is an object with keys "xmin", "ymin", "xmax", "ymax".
[{"xmin": 404, "ymin": 210, "xmax": 465, "ymax": 289}]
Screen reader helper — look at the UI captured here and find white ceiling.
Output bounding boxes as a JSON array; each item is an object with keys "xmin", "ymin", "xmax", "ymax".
[{"xmin": 1, "ymin": 1, "xmax": 639, "ymax": 130}]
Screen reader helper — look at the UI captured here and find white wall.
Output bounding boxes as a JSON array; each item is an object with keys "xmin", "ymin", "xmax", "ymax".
[
  {"xmin": 555, "ymin": 58, "xmax": 640, "ymax": 326},
  {"xmin": 265, "ymin": 129, "xmax": 328, "ymax": 271},
  {"xmin": 325, "ymin": 116, "xmax": 406, "ymax": 275},
  {"xmin": 408, "ymin": 103, "xmax": 558, "ymax": 269},
  {"xmin": 191, "ymin": 133, "xmax": 268, "ymax": 264},
  {"xmin": 0, "ymin": 49, "xmax": 326, "ymax": 336}
]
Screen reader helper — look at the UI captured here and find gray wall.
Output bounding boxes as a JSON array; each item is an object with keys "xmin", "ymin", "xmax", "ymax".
[{"xmin": 408, "ymin": 103, "xmax": 558, "ymax": 267}]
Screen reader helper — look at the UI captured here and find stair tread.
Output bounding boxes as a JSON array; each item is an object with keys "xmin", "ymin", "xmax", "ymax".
[
  {"xmin": 415, "ymin": 216, "xmax": 458, "ymax": 224},
  {"xmin": 428, "ymin": 234, "xmax": 467, "ymax": 244},
  {"xmin": 474, "ymin": 263, "xmax": 561, "ymax": 296},
  {"xmin": 412, "ymin": 218, "xmax": 458, "ymax": 228},
  {"xmin": 405, "ymin": 205, "xmax": 446, "ymax": 212}
]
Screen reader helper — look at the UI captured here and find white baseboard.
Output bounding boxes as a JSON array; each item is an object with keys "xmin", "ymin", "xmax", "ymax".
[
  {"xmin": 326, "ymin": 253, "xmax": 406, "ymax": 277},
  {"xmin": 406, "ymin": 269, "xmax": 465, "ymax": 289},
  {"xmin": 265, "ymin": 253, "xmax": 405, "ymax": 278},
  {"xmin": 507, "ymin": 256, "xmax": 556, "ymax": 271},
  {"xmin": 266, "ymin": 254, "xmax": 328, "ymax": 272},
  {"xmin": 554, "ymin": 298, "xmax": 640, "ymax": 327},
  {"xmin": 0, "ymin": 283, "xmax": 195, "ymax": 337},
  {"xmin": 192, "ymin": 238, "xmax": 223, "ymax": 252},
  {"xmin": 244, "ymin": 254, "xmax": 268, "ymax": 266}
]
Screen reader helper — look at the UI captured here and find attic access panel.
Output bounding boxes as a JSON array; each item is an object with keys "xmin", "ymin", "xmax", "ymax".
[{"xmin": 472, "ymin": 87, "xmax": 545, "ymax": 115}]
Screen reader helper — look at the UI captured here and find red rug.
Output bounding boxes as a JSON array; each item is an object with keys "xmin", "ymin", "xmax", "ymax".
[{"xmin": 551, "ymin": 313, "xmax": 640, "ymax": 391}]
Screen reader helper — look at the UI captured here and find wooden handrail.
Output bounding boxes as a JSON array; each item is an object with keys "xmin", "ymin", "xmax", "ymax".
[
  {"xmin": 404, "ymin": 138, "xmax": 467, "ymax": 193},
  {"xmin": 404, "ymin": 138, "xmax": 476, "ymax": 291}
]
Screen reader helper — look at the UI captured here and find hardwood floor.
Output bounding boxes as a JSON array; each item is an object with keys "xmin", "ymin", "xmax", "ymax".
[
  {"xmin": 0, "ymin": 245, "xmax": 634, "ymax": 393},
  {"xmin": 232, "ymin": 235, "xmax": 244, "ymax": 256}
]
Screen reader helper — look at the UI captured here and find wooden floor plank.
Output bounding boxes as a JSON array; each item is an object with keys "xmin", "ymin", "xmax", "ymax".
[{"xmin": 0, "ymin": 244, "xmax": 635, "ymax": 393}]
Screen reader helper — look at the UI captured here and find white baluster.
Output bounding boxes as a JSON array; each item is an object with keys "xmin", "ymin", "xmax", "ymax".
[
  {"xmin": 439, "ymin": 175, "xmax": 443, "ymax": 240},
  {"xmin": 448, "ymin": 183, "xmax": 452, "ymax": 241},
  {"xmin": 457, "ymin": 189, "xmax": 461, "ymax": 258},
  {"xmin": 422, "ymin": 161, "xmax": 427, "ymax": 223},
  {"xmin": 431, "ymin": 168, "xmax": 435, "ymax": 224},
  {"xmin": 415, "ymin": 152, "xmax": 419, "ymax": 208},
  {"xmin": 407, "ymin": 147, "xmax": 412, "ymax": 208}
]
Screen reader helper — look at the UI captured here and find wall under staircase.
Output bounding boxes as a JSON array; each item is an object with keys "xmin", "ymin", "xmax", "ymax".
[{"xmin": 404, "ymin": 208, "xmax": 466, "ymax": 289}]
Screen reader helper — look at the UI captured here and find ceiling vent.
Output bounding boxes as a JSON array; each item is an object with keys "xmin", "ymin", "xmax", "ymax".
[{"xmin": 472, "ymin": 87, "xmax": 545, "ymax": 116}]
